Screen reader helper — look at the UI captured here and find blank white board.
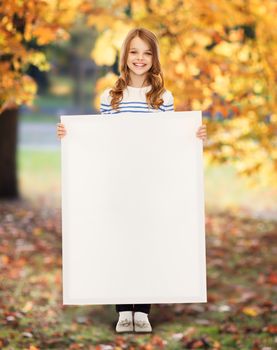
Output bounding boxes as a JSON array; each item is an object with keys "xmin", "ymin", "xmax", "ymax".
[{"xmin": 61, "ymin": 111, "xmax": 207, "ymax": 305}]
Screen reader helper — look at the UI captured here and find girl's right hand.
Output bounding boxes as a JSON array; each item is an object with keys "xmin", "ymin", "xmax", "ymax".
[{"xmin": 56, "ymin": 123, "xmax": 67, "ymax": 139}]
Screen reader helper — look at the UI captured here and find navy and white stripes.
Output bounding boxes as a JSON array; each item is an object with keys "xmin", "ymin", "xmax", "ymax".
[
  {"xmin": 100, "ymin": 101, "xmax": 174, "ymax": 114},
  {"xmin": 99, "ymin": 87, "xmax": 175, "ymax": 115}
]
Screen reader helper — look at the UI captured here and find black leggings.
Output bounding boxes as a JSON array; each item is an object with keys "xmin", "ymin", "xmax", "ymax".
[{"xmin": 115, "ymin": 304, "xmax": 151, "ymax": 314}]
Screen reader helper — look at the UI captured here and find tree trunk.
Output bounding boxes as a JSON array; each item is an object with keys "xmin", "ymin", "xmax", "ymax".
[{"xmin": 0, "ymin": 108, "xmax": 19, "ymax": 199}]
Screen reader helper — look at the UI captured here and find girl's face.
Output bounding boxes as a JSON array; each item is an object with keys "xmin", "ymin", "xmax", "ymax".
[{"xmin": 127, "ymin": 36, "xmax": 153, "ymax": 79}]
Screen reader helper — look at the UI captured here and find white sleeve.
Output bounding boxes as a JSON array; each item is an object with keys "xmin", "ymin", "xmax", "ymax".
[
  {"xmin": 100, "ymin": 88, "xmax": 111, "ymax": 114},
  {"xmin": 163, "ymin": 90, "xmax": 175, "ymax": 111}
]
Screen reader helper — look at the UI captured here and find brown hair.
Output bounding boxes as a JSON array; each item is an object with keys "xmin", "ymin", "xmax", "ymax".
[{"xmin": 109, "ymin": 27, "xmax": 166, "ymax": 111}]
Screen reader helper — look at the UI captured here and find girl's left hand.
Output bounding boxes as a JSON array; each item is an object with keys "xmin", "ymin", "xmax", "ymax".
[{"xmin": 196, "ymin": 124, "xmax": 207, "ymax": 141}]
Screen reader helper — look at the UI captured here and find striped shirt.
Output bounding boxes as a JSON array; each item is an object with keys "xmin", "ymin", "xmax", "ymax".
[{"xmin": 100, "ymin": 85, "xmax": 174, "ymax": 114}]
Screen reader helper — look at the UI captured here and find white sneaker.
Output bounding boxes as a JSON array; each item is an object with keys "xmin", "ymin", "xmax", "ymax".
[
  {"xmin": 134, "ymin": 312, "xmax": 152, "ymax": 333},
  {"xmin": 115, "ymin": 311, "xmax": 133, "ymax": 333}
]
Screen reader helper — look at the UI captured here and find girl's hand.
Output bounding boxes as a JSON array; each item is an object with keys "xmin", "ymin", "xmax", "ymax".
[
  {"xmin": 57, "ymin": 123, "xmax": 67, "ymax": 139},
  {"xmin": 196, "ymin": 124, "xmax": 207, "ymax": 141}
]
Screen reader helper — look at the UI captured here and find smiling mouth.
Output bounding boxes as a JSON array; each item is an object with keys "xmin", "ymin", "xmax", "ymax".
[{"xmin": 133, "ymin": 63, "xmax": 146, "ymax": 67}]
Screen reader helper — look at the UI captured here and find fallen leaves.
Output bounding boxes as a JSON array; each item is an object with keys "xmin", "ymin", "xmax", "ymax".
[
  {"xmin": 0, "ymin": 199, "xmax": 276, "ymax": 349},
  {"xmin": 242, "ymin": 306, "xmax": 263, "ymax": 317}
]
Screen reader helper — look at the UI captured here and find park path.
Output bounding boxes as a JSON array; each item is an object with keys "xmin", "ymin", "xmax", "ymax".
[
  {"xmin": 18, "ymin": 121, "xmax": 60, "ymax": 150},
  {"xmin": 18, "ymin": 105, "xmax": 97, "ymax": 149}
]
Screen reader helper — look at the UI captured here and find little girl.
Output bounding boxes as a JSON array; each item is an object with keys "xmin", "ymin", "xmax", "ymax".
[{"xmin": 57, "ymin": 27, "xmax": 207, "ymax": 333}]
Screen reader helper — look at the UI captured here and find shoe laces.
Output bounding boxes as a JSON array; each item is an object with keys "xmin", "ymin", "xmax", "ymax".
[
  {"xmin": 134, "ymin": 320, "xmax": 149, "ymax": 328},
  {"xmin": 118, "ymin": 318, "xmax": 132, "ymax": 327}
]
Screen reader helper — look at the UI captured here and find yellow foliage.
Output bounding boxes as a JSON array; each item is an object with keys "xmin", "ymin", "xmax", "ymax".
[
  {"xmin": 175, "ymin": 62, "xmax": 186, "ymax": 75},
  {"xmin": 242, "ymin": 306, "xmax": 260, "ymax": 317},
  {"xmin": 1, "ymin": 0, "xmax": 277, "ymax": 186},
  {"xmin": 91, "ymin": 22, "xmax": 133, "ymax": 65},
  {"xmin": 0, "ymin": 0, "xmax": 81, "ymax": 112},
  {"xmin": 91, "ymin": 31, "xmax": 118, "ymax": 66},
  {"xmin": 32, "ymin": 26, "xmax": 57, "ymax": 45},
  {"xmin": 26, "ymin": 52, "xmax": 50, "ymax": 71},
  {"xmin": 237, "ymin": 45, "xmax": 251, "ymax": 62},
  {"xmin": 211, "ymin": 75, "xmax": 230, "ymax": 95},
  {"xmin": 213, "ymin": 42, "xmax": 240, "ymax": 57},
  {"xmin": 169, "ymin": 45, "xmax": 183, "ymax": 61}
]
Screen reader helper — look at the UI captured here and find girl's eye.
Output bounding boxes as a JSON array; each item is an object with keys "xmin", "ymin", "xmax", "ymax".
[{"xmin": 130, "ymin": 51, "xmax": 152, "ymax": 55}]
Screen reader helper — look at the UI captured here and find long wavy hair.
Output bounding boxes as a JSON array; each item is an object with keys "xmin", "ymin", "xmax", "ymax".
[{"xmin": 109, "ymin": 28, "xmax": 166, "ymax": 111}]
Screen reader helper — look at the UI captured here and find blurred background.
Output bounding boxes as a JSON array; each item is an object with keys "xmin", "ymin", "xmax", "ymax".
[{"xmin": 0, "ymin": 1, "xmax": 276, "ymax": 349}]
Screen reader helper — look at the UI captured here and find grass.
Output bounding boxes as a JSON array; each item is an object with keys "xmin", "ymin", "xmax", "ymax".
[
  {"xmin": 17, "ymin": 148, "xmax": 61, "ymax": 205},
  {"xmin": 20, "ymin": 112, "xmax": 59, "ymax": 124}
]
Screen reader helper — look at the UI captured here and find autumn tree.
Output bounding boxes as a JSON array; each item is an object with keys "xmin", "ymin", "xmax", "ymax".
[
  {"xmin": 0, "ymin": 0, "xmax": 84, "ymax": 198},
  {"xmin": 1, "ymin": 0, "xmax": 276, "ymax": 199},
  {"xmin": 82, "ymin": 0, "xmax": 277, "ymax": 187}
]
